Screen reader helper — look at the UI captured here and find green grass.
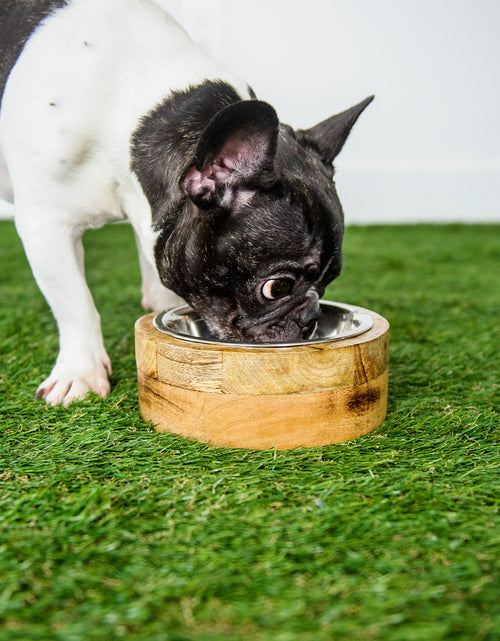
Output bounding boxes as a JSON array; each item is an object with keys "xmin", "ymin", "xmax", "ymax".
[{"xmin": 0, "ymin": 221, "xmax": 499, "ymax": 641}]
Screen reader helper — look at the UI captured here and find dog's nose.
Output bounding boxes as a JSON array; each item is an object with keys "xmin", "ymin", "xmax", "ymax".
[
  {"xmin": 298, "ymin": 290, "xmax": 321, "ymax": 337},
  {"xmin": 299, "ymin": 304, "xmax": 320, "ymax": 327}
]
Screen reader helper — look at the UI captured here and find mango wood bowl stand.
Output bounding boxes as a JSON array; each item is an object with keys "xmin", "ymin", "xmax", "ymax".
[{"xmin": 135, "ymin": 304, "xmax": 389, "ymax": 450}]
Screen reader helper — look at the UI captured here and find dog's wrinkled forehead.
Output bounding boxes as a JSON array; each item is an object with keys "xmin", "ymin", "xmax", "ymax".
[
  {"xmin": 277, "ymin": 123, "xmax": 333, "ymax": 178},
  {"xmin": 216, "ymin": 189, "xmax": 321, "ymax": 265},
  {"xmin": 277, "ymin": 126, "xmax": 342, "ymax": 220}
]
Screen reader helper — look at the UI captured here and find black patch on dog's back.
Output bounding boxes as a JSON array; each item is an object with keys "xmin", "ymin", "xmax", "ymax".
[{"xmin": 0, "ymin": 0, "xmax": 68, "ymax": 104}]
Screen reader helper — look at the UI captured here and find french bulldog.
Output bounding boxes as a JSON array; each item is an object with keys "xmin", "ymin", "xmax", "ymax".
[{"xmin": 0, "ymin": 0, "xmax": 373, "ymax": 406}]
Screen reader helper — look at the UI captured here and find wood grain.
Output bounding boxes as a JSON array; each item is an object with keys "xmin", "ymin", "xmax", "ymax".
[{"xmin": 135, "ymin": 306, "xmax": 390, "ymax": 450}]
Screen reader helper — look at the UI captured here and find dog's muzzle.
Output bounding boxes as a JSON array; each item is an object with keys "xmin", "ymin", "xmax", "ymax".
[{"xmin": 297, "ymin": 289, "xmax": 321, "ymax": 338}]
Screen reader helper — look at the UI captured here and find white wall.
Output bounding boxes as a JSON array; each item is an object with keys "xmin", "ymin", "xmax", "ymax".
[{"xmin": 157, "ymin": 0, "xmax": 500, "ymax": 223}]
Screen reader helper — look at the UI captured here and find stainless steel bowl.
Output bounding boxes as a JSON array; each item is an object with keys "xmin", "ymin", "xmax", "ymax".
[{"xmin": 153, "ymin": 300, "xmax": 373, "ymax": 348}]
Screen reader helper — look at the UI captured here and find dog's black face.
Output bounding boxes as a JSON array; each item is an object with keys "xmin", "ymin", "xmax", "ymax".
[{"xmin": 143, "ymin": 87, "xmax": 373, "ymax": 342}]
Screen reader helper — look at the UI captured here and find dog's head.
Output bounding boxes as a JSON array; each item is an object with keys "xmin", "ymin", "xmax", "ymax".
[{"xmin": 156, "ymin": 95, "xmax": 373, "ymax": 342}]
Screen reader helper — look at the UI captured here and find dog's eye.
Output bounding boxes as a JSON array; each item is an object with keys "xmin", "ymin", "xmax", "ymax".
[{"xmin": 262, "ymin": 278, "xmax": 295, "ymax": 300}]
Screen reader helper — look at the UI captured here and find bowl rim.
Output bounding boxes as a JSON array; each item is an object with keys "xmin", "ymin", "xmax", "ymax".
[{"xmin": 152, "ymin": 300, "xmax": 374, "ymax": 349}]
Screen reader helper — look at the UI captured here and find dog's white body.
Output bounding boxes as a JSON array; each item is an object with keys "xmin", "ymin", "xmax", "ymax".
[{"xmin": 0, "ymin": 0, "xmax": 250, "ymax": 405}]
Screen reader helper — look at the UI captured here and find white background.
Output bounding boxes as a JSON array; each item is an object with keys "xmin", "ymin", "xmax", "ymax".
[{"xmin": 156, "ymin": 0, "xmax": 500, "ymax": 224}]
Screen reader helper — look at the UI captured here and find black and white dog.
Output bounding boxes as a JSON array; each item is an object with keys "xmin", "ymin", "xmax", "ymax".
[{"xmin": 0, "ymin": 0, "xmax": 373, "ymax": 406}]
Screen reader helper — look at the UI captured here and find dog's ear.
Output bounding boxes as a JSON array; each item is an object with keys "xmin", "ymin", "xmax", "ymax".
[
  {"xmin": 296, "ymin": 95, "xmax": 374, "ymax": 166},
  {"xmin": 181, "ymin": 100, "xmax": 279, "ymax": 210}
]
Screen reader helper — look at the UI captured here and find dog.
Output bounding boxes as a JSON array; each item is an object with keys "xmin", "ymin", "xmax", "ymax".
[{"xmin": 0, "ymin": 0, "xmax": 373, "ymax": 406}]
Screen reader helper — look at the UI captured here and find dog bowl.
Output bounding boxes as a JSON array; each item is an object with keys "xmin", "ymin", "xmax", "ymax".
[
  {"xmin": 153, "ymin": 301, "xmax": 374, "ymax": 347},
  {"xmin": 135, "ymin": 301, "xmax": 389, "ymax": 450}
]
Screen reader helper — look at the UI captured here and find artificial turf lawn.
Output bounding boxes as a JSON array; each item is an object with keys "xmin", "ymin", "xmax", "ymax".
[{"xmin": 0, "ymin": 220, "xmax": 499, "ymax": 641}]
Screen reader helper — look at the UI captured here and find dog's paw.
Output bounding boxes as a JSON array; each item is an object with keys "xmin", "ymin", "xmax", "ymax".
[{"xmin": 36, "ymin": 355, "xmax": 112, "ymax": 407}]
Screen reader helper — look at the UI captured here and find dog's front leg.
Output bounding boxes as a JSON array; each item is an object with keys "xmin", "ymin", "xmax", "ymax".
[
  {"xmin": 16, "ymin": 210, "xmax": 111, "ymax": 406},
  {"xmin": 134, "ymin": 233, "xmax": 183, "ymax": 312}
]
